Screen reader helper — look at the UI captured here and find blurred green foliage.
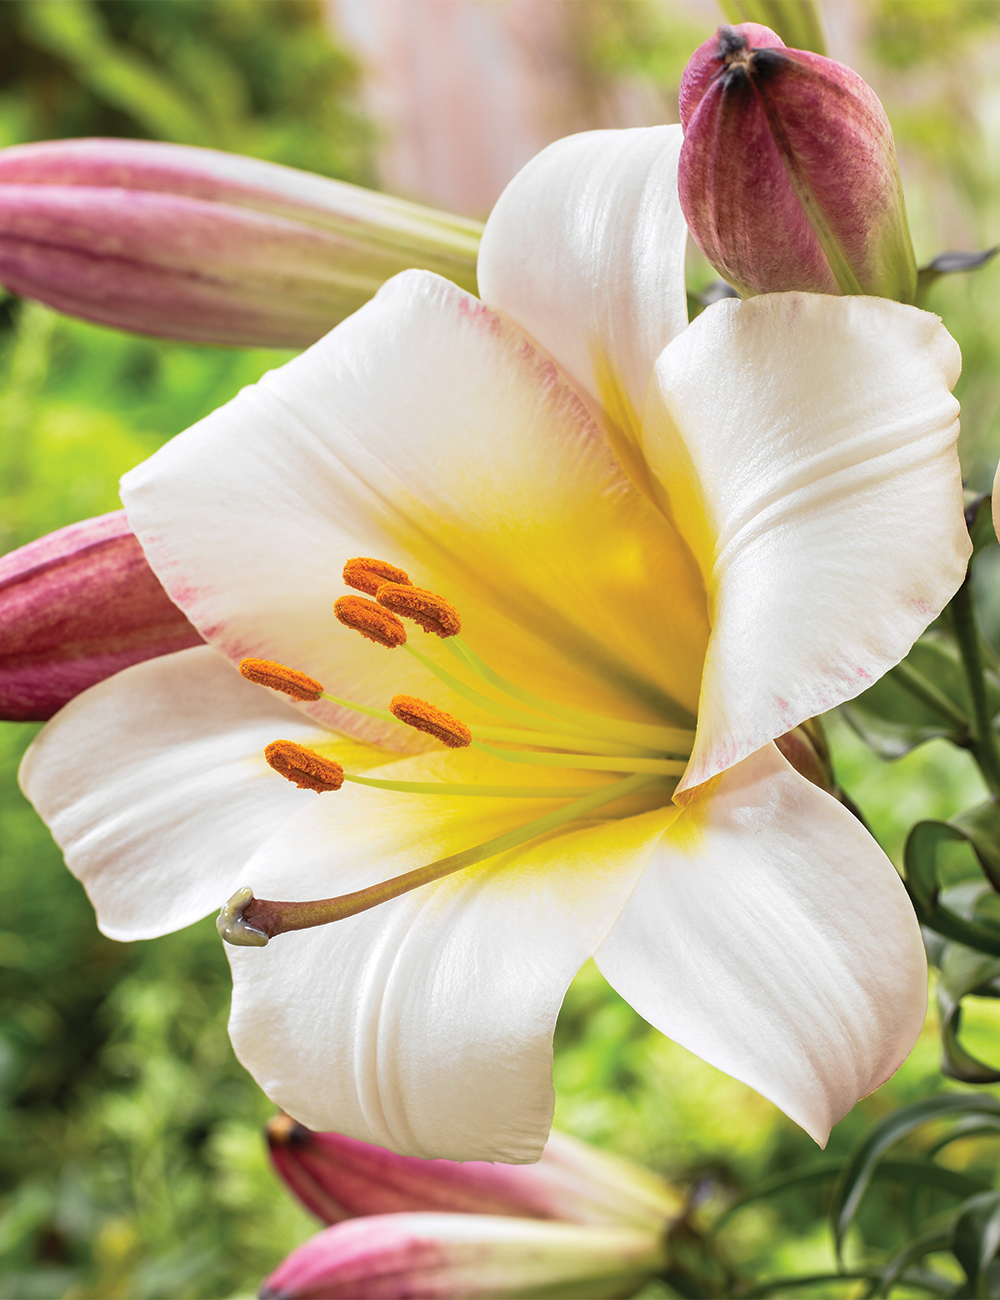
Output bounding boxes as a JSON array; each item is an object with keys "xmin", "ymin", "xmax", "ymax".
[
  {"xmin": 0, "ymin": 0, "xmax": 373, "ymax": 181},
  {"xmin": 2, "ymin": 1, "xmax": 1000, "ymax": 1298}
]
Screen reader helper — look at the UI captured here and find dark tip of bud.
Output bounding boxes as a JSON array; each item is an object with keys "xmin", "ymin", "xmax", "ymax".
[
  {"xmin": 748, "ymin": 47, "xmax": 789, "ymax": 83},
  {"xmin": 266, "ymin": 1112, "xmax": 312, "ymax": 1149},
  {"xmin": 716, "ymin": 24, "xmax": 747, "ymax": 59}
]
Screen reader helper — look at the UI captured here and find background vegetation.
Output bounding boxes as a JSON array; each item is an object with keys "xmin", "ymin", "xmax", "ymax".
[{"xmin": 1, "ymin": 2, "xmax": 1000, "ymax": 1296}]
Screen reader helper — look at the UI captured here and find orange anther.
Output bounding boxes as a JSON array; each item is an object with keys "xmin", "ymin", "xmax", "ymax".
[
  {"xmin": 376, "ymin": 583, "xmax": 461, "ymax": 638},
  {"xmin": 390, "ymin": 695, "xmax": 472, "ymax": 748},
  {"xmin": 343, "ymin": 556, "xmax": 412, "ymax": 597},
  {"xmin": 240, "ymin": 657, "xmax": 324, "ymax": 701},
  {"xmin": 334, "ymin": 595, "xmax": 407, "ymax": 648},
  {"xmin": 265, "ymin": 740, "xmax": 345, "ymax": 792}
]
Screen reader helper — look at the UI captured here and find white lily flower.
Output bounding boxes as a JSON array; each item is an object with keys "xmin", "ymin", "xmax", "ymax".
[{"xmin": 21, "ymin": 126, "xmax": 969, "ymax": 1163}]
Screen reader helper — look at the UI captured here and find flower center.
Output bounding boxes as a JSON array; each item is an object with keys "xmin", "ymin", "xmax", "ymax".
[{"xmin": 217, "ymin": 558, "xmax": 695, "ymax": 948}]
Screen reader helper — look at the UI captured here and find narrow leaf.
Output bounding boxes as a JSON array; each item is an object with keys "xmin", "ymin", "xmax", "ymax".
[{"xmin": 831, "ymin": 1095, "xmax": 1000, "ymax": 1259}]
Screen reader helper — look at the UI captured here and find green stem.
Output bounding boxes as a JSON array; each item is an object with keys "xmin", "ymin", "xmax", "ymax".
[{"xmin": 951, "ymin": 576, "xmax": 1000, "ymax": 796}]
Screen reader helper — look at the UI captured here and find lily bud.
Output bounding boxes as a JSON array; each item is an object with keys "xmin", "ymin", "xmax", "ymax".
[
  {"xmin": 0, "ymin": 510, "xmax": 202, "ymax": 721},
  {"xmin": 258, "ymin": 1213, "xmax": 667, "ymax": 1300},
  {"xmin": 267, "ymin": 1117, "xmax": 682, "ymax": 1231},
  {"xmin": 679, "ymin": 23, "xmax": 917, "ymax": 302},
  {"xmin": 0, "ymin": 138, "xmax": 482, "ymax": 349}
]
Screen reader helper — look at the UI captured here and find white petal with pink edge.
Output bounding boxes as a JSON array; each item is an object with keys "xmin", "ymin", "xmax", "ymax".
[
  {"xmin": 641, "ymin": 292, "xmax": 967, "ymax": 791},
  {"xmin": 122, "ymin": 269, "xmax": 707, "ymax": 740},
  {"xmin": 596, "ymin": 743, "xmax": 927, "ymax": 1146},
  {"xmin": 477, "ymin": 126, "xmax": 688, "ymax": 423},
  {"xmin": 225, "ymin": 749, "xmax": 674, "ymax": 1161},
  {"xmin": 18, "ymin": 646, "xmax": 391, "ymax": 941}
]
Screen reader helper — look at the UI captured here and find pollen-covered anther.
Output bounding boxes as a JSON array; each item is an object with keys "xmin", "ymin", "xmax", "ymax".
[
  {"xmin": 390, "ymin": 695, "xmax": 472, "ymax": 748},
  {"xmin": 265, "ymin": 740, "xmax": 345, "ymax": 792},
  {"xmin": 334, "ymin": 595, "xmax": 407, "ymax": 648},
  {"xmin": 239, "ymin": 657, "xmax": 324, "ymax": 701},
  {"xmin": 342, "ymin": 556, "xmax": 412, "ymax": 596},
  {"xmin": 376, "ymin": 582, "xmax": 461, "ymax": 637}
]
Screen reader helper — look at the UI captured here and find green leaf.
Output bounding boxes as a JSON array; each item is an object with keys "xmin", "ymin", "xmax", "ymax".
[
  {"xmin": 966, "ymin": 495, "xmax": 997, "ymax": 557},
  {"xmin": 877, "ymin": 1228, "xmax": 954, "ymax": 1298},
  {"xmin": 953, "ymin": 800, "xmax": 1000, "ymax": 893},
  {"xmin": 951, "ymin": 1191, "xmax": 1000, "ymax": 1295},
  {"xmin": 715, "ymin": 1159, "xmax": 987, "ymax": 1233},
  {"xmin": 929, "ymin": 1116, "xmax": 1000, "ymax": 1156},
  {"xmin": 831, "ymin": 1094, "xmax": 1000, "ymax": 1260},
  {"xmin": 841, "ymin": 633, "xmax": 978, "ymax": 759},
  {"xmin": 904, "ymin": 821, "xmax": 1000, "ymax": 956},
  {"xmin": 19, "ymin": 0, "xmax": 212, "ymax": 146},
  {"xmin": 744, "ymin": 1268, "xmax": 949, "ymax": 1299},
  {"xmin": 937, "ymin": 941, "xmax": 1000, "ymax": 1083}
]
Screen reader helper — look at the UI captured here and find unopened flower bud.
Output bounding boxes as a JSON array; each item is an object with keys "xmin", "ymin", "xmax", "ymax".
[
  {"xmin": 0, "ymin": 138, "xmax": 482, "ymax": 349},
  {"xmin": 258, "ymin": 1213, "xmax": 667, "ymax": 1300},
  {"xmin": 0, "ymin": 510, "xmax": 202, "ymax": 721},
  {"xmin": 679, "ymin": 24, "xmax": 917, "ymax": 303},
  {"xmin": 266, "ymin": 1118, "xmax": 682, "ymax": 1231}
]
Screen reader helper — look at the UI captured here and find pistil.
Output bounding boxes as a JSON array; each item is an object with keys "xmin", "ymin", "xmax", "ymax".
[{"xmin": 217, "ymin": 772, "xmax": 657, "ymax": 946}]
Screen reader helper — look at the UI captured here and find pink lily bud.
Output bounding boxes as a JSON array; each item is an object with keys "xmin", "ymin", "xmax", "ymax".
[
  {"xmin": 678, "ymin": 23, "xmax": 917, "ymax": 302},
  {"xmin": 0, "ymin": 511, "xmax": 202, "ymax": 721},
  {"xmin": 259, "ymin": 1213, "xmax": 667, "ymax": 1300},
  {"xmin": 0, "ymin": 138, "xmax": 482, "ymax": 349},
  {"xmin": 267, "ymin": 1116, "xmax": 681, "ymax": 1231}
]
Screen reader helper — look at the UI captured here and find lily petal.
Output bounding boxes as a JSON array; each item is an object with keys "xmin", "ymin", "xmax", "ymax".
[
  {"xmin": 226, "ymin": 753, "xmax": 674, "ymax": 1161},
  {"xmin": 595, "ymin": 744, "xmax": 927, "ymax": 1146},
  {"xmin": 642, "ymin": 293, "xmax": 967, "ymax": 790},
  {"xmin": 18, "ymin": 646, "xmax": 392, "ymax": 940},
  {"xmin": 122, "ymin": 269, "xmax": 708, "ymax": 738},
  {"xmin": 259, "ymin": 1213, "xmax": 666, "ymax": 1300},
  {"xmin": 477, "ymin": 127, "xmax": 688, "ymax": 496}
]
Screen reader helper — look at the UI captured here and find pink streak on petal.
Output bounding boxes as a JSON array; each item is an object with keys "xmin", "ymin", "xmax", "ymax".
[{"xmin": 0, "ymin": 511, "xmax": 203, "ymax": 721}]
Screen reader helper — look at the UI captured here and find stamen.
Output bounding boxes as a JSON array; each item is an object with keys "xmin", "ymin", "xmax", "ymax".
[
  {"xmin": 447, "ymin": 638, "xmax": 696, "ymax": 754},
  {"xmin": 334, "ymin": 595, "xmax": 407, "ymax": 648},
  {"xmin": 343, "ymin": 556, "xmax": 411, "ymax": 596},
  {"xmin": 376, "ymin": 583, "xmax": 461, "ymax": 637},
  {"xmin": 472, "ymin": 740, "xmax": 686, "ymax": 775},
  {"xmin": 265, "ymin": 740, "xmax": 345, "ymax": 792},
  {"xmin": 344, "ymin": 774, "xmax": 602, "ymax": 797},
  {"xmin": 218, "ymin": 772, "xmax": 654, "ymax": 945},
  {"xmin": 240, "ymin": 657, "xmax": 324, "ymax": 701},
  {"xmin": 390, "ymin": 694, "xmax": 472, "ymax": 748}
]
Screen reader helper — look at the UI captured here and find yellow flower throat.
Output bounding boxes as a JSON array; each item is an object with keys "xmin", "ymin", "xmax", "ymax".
[{"xmin": 217, "ymin": 557, "xmax": 694, "ymax": 948}]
